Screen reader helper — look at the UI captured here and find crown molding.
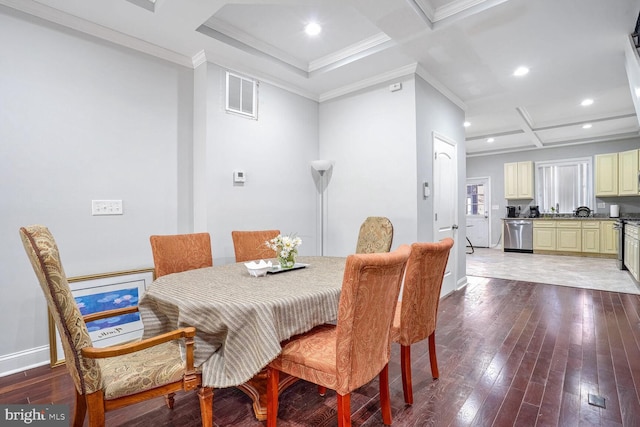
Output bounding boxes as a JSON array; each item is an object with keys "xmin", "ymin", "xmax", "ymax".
[
  {"xmin": 415, "ymin": 64, "xmax": 466, "ymax": 110},
  {"xmin": 0, "ymin": 0, "xmax": 193, "ymax": 68},
  {"xmin": 318, "ymin": 63, "xmax": 418, "ymax": 102},
  {"xmin": 192, "ymin": 50, "xmax": 207, "ymax": 68},
  {"xmin": 308, "ymin": 33, "xmax": 392, "ymax": 72}
]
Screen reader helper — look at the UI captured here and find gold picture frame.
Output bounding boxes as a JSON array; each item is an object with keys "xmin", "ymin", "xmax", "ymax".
[{"xmin": 48, "ymin": 268, "xmax": 154, "ymax": 367}]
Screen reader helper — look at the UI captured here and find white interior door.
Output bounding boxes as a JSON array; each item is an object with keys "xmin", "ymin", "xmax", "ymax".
[
  {"xmin": 433, "ymin": 133, "xmax": 458, "ymax": 297},
  {"xmin": 466, "ymin": 177, "xmax": 490, "ymax": 248}
]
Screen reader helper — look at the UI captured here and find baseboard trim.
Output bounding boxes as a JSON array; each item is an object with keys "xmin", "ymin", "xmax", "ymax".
[{"xmin": 0, "ymin": 346, "xmax": 50, "ymax": 377}]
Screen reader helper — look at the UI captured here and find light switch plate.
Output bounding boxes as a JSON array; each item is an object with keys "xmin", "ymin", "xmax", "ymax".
[{"xmin": 92, "ymin": 200, "xmax": 123, "ymax": 215}]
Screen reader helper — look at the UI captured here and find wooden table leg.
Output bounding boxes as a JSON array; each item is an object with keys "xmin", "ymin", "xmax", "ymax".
[{"xmin": 236, "ymin": 369, "xmax": 298, "ymax": 420}]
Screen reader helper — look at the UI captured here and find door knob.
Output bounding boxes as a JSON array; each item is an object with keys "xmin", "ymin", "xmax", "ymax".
[{"xmin": 452, "ymin": 224, "xmax": 459, "ymax": 229}]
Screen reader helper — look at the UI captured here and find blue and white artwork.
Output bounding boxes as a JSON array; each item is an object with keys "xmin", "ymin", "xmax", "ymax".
[{"xmin": 75, "ymin": 287, "xmax": 141, "ymax": 333}]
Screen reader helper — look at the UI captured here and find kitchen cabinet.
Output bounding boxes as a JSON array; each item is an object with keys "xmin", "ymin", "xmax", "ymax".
[
  {"xmin": 618, "ymin": 149, "xmax": 640, "ymax": 196},
  {"xmin": 624, "ymin": 223, "xmax": 639, "ymax": 281},
  {"xmin": 595, "ymin": 153, "xmax": 618, "ymax": 196},
  {"xmin": 532, "ymin": 219, "xmax": 616, "ymax": 256},
  {"xmin": 533, "ymin": 220, "xmax": 556, "ymax": 251},
  {"xmin": 599, "ymin": 220, "xmax": 618, "ymax": 255},
  {"xmin": 595, "ymin": 150, "xmax": 640, "ymax": 197},
  {"xmin": 581, "ymin": 221, "xmax": 600, "ymax": 253},
  {"xmin": 556, "ymin": 221, "xmax": 582, "ymax": 252},
  {"xmin": 504, "ymin": 161, "xmax": 534, "ymax": 199}
]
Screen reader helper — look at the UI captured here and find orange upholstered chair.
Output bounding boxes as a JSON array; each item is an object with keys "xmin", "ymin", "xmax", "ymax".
[
  {"xmin": 355, "ymin": 216, "xmax": 393, "ymax": 254},
  {"xmin": 20, "ymin": 225, "xmax": 213, "ymax": 427},
  {"xmin": 149, "ymin": 233, "xmax": 213, "ymax": 278},
  {"xmin": 231, "ymin": 229, "xmax": 280, "ymax": 262},
  {"xmin": 390, "ymin": 238, "xmax": 454, "ymax": 405},
  {"xmin": 266, "ymin": 245, "xmax": 412, "ymax": 427}
]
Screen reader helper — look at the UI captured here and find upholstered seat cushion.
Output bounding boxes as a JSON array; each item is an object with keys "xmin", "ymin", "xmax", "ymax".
[
  {"xmin": 269, "ymin": 324, "xmax": 338, "ymax": 390},
  {"xmin": 100, "ymin": 341, "xmax": 186, "ymax": 399}
]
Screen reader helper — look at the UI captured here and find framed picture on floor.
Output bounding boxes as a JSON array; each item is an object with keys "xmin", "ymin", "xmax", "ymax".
[{"xmin": 48, "ymin": 268, "xmax": 154, "ymax": 367}]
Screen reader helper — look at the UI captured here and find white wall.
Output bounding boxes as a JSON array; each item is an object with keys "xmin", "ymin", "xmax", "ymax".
[
  {"xmin": 205, "ymin": 64, "xmax": 320, "ymax": 264},
  {"xmin": 415, "ymin": 75, "xmax": 466, "ymax": 283},
  {"xmin": 319, "ymin": 76, "xmax": 418, "ymax": 255},
  {"xmin": 0, "ymin": 9, "xmax": 193, "ymax": 372}
]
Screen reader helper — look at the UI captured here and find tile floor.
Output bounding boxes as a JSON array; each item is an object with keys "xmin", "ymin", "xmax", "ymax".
[{"xmin": 466, "ymin": 247, "xmax": 640, "ymax": 295}]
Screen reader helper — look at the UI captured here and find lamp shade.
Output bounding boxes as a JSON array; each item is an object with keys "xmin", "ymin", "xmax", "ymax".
[{"xmin": 311, "ymin": 159, "xmax": 334, "ymax": 172}]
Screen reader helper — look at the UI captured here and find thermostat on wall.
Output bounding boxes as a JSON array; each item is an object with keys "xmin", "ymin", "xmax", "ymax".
[{"xmin": 233, "ymin": 170, "xmax": 246, "ymax": 183}]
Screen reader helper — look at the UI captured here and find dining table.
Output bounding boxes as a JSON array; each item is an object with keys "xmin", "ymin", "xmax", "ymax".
[{"xmin": 138, "ymin": 255, "xmax": 346, "ymax": 420}]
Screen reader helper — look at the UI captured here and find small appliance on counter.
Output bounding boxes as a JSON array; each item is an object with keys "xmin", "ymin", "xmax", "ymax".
[
  {"xmin": 506, "ymin": 206, "xmax": 517, "ymax": 218},
  {"xmin": 610, "ymin": 204, "xmax": 620, "ymax": 218},
  {"xmin": 528, "ymin": 206, "xmax": 540, "ymax": 218},
  {"xmin": 573, "ymin": 206, "xmax": 591, "ymax": 217}
]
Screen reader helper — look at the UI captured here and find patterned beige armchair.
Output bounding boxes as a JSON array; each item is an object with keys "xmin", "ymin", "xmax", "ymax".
[
  {"xmin": 355, "ymin": 216, "xmax": 394, "ymax": 254},
  {"xmin": 266, "ymin": 245, "xmax": 411, "ymax": 427},
  {"xmin": 390, "ymin": 238, "xmax": 454, "ymax": 405},
  {"xmin": 231, "ymin": 229, "xmax": 280, "ymax": 262},
  {"xmin": 150, "ymin": 232, "xmax": 213, "ymax": 278},
  {"xmin": 20, "ymin": 225, "xmax": 213, "ymax": 427}
]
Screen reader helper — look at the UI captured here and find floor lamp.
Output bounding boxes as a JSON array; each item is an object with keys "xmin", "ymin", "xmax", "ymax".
[{"xmin": 311, "ymin": 160, "xmax": 334, "ymax": 256}]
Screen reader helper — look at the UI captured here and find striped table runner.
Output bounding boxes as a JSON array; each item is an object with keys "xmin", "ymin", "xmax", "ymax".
[{"xmin": 139, "ymin": 256, "xmax": 345, "ymax": 388}]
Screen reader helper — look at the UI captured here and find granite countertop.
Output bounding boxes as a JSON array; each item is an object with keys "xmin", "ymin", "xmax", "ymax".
[{"xmin": 503, "ymin": 215, "xmax": 627, "ymax": 220}]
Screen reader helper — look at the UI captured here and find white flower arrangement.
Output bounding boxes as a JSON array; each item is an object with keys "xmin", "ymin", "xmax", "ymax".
[{"xmin": 265, "ymin": 234, "xmax": 302, "ymax": 260}]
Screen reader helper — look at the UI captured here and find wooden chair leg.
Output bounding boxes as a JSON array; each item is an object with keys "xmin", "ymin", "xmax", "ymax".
[
  {"xmin": 336, "ymin": 393, "xmax": 351, "ymax": 427},
  {"xmin": 197, "ymin": 386, "xmax": 214, "ymax": 427},
  {"xmin": 428, "ymin": 332, "xmax": 439, "ymax": 379},
  {"xmin": 379, "ymin": 364, "xmax": 392, "ymax": 425},
  {"xmin": 165, "ymin": 392, "xmax": 176, "ymax": 409},
  {"xmin": 72, "ymin": 389, "xmax": 86, "ymax": 427},
  {"xmin": 266, "ymin": 367, "xmax": 279, "ymax": 427},
  {"xmin": 400, "ymin": 344, "xmax": 413, "ymax": 405},
  {"xmin": 85, "ymin": 391, "xmax": 106, "ymax": 427}
]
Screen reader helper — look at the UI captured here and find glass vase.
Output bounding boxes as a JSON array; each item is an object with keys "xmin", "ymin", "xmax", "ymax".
[{"xmin": 278, "ymin": 251, "xmax": 296, "ymax": 269}]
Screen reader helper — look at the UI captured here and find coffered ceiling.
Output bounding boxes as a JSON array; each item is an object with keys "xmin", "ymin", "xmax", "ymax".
[{"xmin": 3, "ymin": 0, "xmax": 640, "ymax": 156}]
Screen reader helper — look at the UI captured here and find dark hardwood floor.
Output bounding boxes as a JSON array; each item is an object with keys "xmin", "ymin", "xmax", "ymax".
[{"xmin": 2, "ymin": 276, "xmax": 640, "ymax": 426}]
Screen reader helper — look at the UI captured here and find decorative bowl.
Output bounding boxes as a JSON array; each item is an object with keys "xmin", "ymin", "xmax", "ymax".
[{"xmin": 244, "ymin": 260, "xmax": 273, "ymax": 277}]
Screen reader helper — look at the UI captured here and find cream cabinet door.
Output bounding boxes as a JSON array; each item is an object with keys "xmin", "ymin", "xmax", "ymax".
[
  {"xmin": 504, "ymin": 162, "xmax": 518, "ymax": 199},
  {"xmin": 599, "ymin": 221, "xmax": 618, "ymax": 254},
  {"xmin": 618, "ymin": 149, "xmax": 639, "ymax": 196},
  {"xmin": 533, "ymin": 221, "xmax": 556, "ymax": 251},
  {"xmin": 582, "ymin": 228, "xmax": 600, "ymax": 253},
  {"xmin": 517, "ymin": 161, "xmax": 534, "ymax": 199},
  {"xmin": 556, "ymin": 222, "xmax": 581, "ymax": 252},
  {"xmin": 595, "ymin": 153, "xmax": 618, "ymax": 196}
]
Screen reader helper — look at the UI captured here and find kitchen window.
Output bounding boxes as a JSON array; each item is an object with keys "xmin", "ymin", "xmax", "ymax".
[{"xmin": 535, "ymin": 158, "xmax": 592, "ymax": 214}]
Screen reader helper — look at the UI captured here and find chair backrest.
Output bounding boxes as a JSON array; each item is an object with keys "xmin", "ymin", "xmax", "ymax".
[
  {"xmin": 150, "ymin": 233, "xmax": 213, "ymax": 278},
  {"xmin": 334, "ymin": 244, "xmax": 411, "ymax": 395},
  {"xmin": 396, "ymin": 238, "xmax": 454, "ymax": 346},
  {"xmin": 231, "ymin": 230, "xmax": 280, "ymax": 262},
  {"xmin": 355, "ymin": 217, "xmax": 394, "ymax": 254},
  {"xmin": 19, "ymin": 225, "xmax": 100, "ymax": 396}
]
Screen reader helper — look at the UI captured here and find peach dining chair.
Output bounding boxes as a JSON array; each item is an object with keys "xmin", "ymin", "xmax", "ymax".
[
  {"xmin": 355, "ymin": 216, "xmax": 394, "ymax": 254},
  {"xmin": 231, "ymin": 229, "xmax": 280, "ymax": 262},
  {"xmin": 19, "ymin": 225, "xmax": 213, "ymax": 427},
  {"xmin": 266, "ymin": 245, "xmax": 412, "ymax": 427},
  {"xmin": 149, "ymin": 232, "xmax": 212, "ymax": 278},
  {"xmin": 391, "ymin": 238, "xmax": 454, "ymax": 405}
]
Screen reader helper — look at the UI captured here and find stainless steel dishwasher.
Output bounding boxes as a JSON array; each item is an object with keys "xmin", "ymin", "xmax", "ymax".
[{"xmin": 503, "ymin": 219, "xmax": 533, "ymax": 253}]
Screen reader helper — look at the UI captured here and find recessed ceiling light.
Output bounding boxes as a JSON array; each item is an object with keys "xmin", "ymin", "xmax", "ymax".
[
  {"xmin": 463, "ymin": 121, "xmax": 471, "ymax": 127},
  {"xmin": 582, "ymin": 123, "xmax": 592, "ymax": 129},
  {"xmin": 581, "ymin": 98, "xmax": 594, "ymax": 106},
  {"xmin": 513, "ymin": 66, "xmax": 529, "ymax": 76},
  {"xmin": 487, "ymin": 138, "xmax": 495, "ymax": 143},
  {"xmin": 305, "ymin": 22, "xmax": 322, "ymax": 36}
]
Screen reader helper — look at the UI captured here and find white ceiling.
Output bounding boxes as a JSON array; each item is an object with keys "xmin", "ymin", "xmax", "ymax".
[{"xmin": 4, "ymin": 0, "xmax": 640, "ymax": 156}]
